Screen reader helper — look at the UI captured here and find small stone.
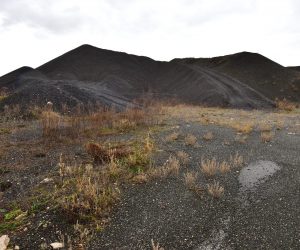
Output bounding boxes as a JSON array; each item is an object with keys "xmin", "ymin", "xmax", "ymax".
[
  {"xmin": 15, "ymin": 246, "xmax": 20, "ymax": 250},
  {"xmin": 0, "ymin": 235, "xmax": 10, "ymax": 250},
  {"xmin": 50, "ymin": 242, "xmax": 64, "ymax": 249},
  {"xmin": 40, "ymin": 178, "xmax": 53, "ymax": 184}
]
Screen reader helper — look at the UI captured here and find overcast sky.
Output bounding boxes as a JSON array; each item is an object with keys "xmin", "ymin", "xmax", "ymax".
[{"xmin": 0, "ymin": 0, "xmax": 300, "ymax": 76}]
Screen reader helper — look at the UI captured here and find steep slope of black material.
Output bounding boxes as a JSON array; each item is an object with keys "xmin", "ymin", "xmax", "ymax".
[
  {"xmin": 0, "ymin": 45, "xmax": 278, "ymax": 110},
  {"xmin": 173, "ymin": 52, "xmax": 300, "ymax": 102}
]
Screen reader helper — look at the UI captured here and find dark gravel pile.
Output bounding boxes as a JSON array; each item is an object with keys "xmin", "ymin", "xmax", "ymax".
[{"xmin": 0, "ymin": 45, "xmax": 279, "ymax": 111}]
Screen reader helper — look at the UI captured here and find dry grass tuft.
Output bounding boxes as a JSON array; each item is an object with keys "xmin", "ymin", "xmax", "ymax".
[
  {"xmin": 275, "ymin": 98, "xmax": 297, "ymax": 112},
  {"xmin": 261, "ymin": 131, "xmax": 274, "ymax": 143},
  {"xmin": 132, "ymin": 173, "xmax": 148, "ymax": 184},
  {"xmin": 200, "ymin": 158, "xmax": 218, "ymax": 177},
  {"xmin": 185, "ymin": 134, "xmax": 197, "ymax": 146},
  {"xmin": 40, "ymin": 111, "xmax": 61, "ymax": 136},
  {"xmin": 207, "ymin": 181, "xmax": 224, "ymax": 198},
  {"xmin": 176, "ymin": 151, "xmax": 190, "ymax": 165},
  {"xmin": 149, "ymin": 155, "xmax": 180, "ymax": 178},
  {"xmin": 233, "ymin": 123, "xmax": 253, "ymax": 134},
  {"xmin": 58, "ymin": 161, "xmax": 121, "ymax": 221},
  {"xmin": 230, "ymin": 152, "xmax": 244, "ymax": 168},
  {"xmin": 219, "ymin": 161, "xmax": 231, "ymax": 174},
  {"xmin": 259, "ymin": 123, "xmax": 272, "ymax": 132},
  {"xmin": 203, "ymin": 131, "xmax": 214, "ymax": 141},
  {"xmin": 165, "ymin": 131, "xmax": 180, "ymax": 142},
  {"xmin": 85, "ymin": 142, "xmax": 130, "ymax": 163},
  {"xmin": 183, "ymin": 171, "xmax": 198, "ymax": 189},
  {"xmin": 235, "ymin": 134, "xmax": 248, "ymax": 144},
  {"xmin": 151, "ymin": 239, "xmax": 164, "ymax": 250}
]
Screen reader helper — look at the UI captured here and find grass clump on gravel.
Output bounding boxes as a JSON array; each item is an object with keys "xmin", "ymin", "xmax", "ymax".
[{"xmin": 207, "ymin": 181, "xmax": 225, "ymax": 198}]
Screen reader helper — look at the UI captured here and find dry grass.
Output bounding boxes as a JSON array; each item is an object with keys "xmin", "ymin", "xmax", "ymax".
[
  {"xmin": 151, "ymin": 239, "xmax": 164, "ymax": 250},
  {"xmin": 149, "ymin": 155, "xmax": 180, "ymax": 178},
  {"xmin": 275, "ymin": 98, "xmax": 297, "ymax": 112},
  {"xmin": 235, "ymin": 134, "xmax": 248, "ymax": 144},
  {"xmin": 207, "ymin": 181, "xmax": 224, "ymax": 198},
  {"xmin": 233, "ymin": 123, "xmax": 253, "ymax": 134},
  {"xmin": 85, "ymin": 142, "xmax": 131, "ymax": 163},
  {"xmin": 230, "ymin": 152, "xmax": 244, "ymax": 168},
  {"xmin": 165, "ymin": 131, "xmax": 179, "ymax": 142},
  {"xmin": 261, "ymin": 131, "xmax": 274, "ymax": 143},
  {"xmin": 219, "ymin": 161, "xmax": 231, "ymax": 174},
  {"xmin": 259, "ymin": 123, "xmax": 272, "ymax": 132},
  {"xmin": 40, "ymin": 111, "xmax": 61, "ymax": 136},
  {"xmin": 176, "ymin": 151, "xmax": 190, "ymax": 165},
  {"xmin": 183, "ymin": 171, "xmax": 198, "ymax": 189},
  {"xmin": 200, "ymin": 158, "xmax": 218, "ymax": 177},
  {"xmin": 58, "ymin": 161, "xmax": 121, "ymax": 221},
  {"xmin": 38, "ymin": 103, "xmax": 162, "ymax": 140},
  {"xmin": 203, "ymin": 131, "xmax": 214, "ymax": 141},
  {"xmin": 185, "ymin": 134, "xmax": 197, "ymax": 146}
]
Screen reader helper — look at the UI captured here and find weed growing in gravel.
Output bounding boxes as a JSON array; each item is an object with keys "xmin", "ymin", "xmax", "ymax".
[
  {"xmin": 151, "ymin": 239, "xmax": 164, "ymax": 250},
  {"xmin": 275, "ymin": 98, "xmax": 297, "ymax": 112},
  {"xmin": 207, "ymin": 181, "xmax": 224, "ymax": 198},
  {"xmin": 185, "ymin": 134, "xmax": 197, "ymax": 146},
  {"xmin": 203, "ymin": 131, "xmax": 214, "ymax": 141},
  {"xmin": 183, "ymin": 171, "xmax": 198, "ymax": 189},
  {"xmin": 176, "ymin": 151, "xmax": 190, "ymax": 165},
  {"xmin": 219, "ymin": 161, "xmax": 231, "ymax": 174},
  {"xmin": 59, "ymin": 162, "xmax": 121, "ymax": 221},
  {"xmin": 165, "ymin": 131, "xmax": 180, "ymax": 142},
  {"xmin": 261, "ymin": 131, "xmax": 274, "ymax": 143},
  {"xmin": 85, "ymin": 142, "xmax": 131, "ymax": 163},
  {"xmin": 200, "ymin": 158, "xmax": 218, "ymax": 177},
  {"xmin": 259, "ymin": 123, "xmax": 273, "ymax": 132},
  {"xmin": 40, "ymin": 111, "xmax": 61, "ymax": 137},
  {"xmin": 235, "ymin": 134, "xmax": 248, "ymax": 144},
  {"xmin": 230, "ymin": 152, "xmax": 244, "ymax": 168},
  {"xmin": 149, "ymin": 155, "xmax": 180, "ymax": 178},
  {"xmin": 233, "ymin": 123, "xmax": 253, "ymax": 134}
]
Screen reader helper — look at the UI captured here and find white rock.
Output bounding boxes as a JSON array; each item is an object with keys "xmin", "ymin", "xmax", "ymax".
[
  {"xmin": 0, "ymin": 235, "xmax": 10, "ymax": 250},
  {"xmin": 14, "ymin": 246, "xmax": 20, "ymax": 250},
  {"xmin": 50, "ymin": 242, "xmax": 64, "ymax": 249},
  {"xmin": 40, "ymin": 178, "xmax": 53, "ymax": 184}
]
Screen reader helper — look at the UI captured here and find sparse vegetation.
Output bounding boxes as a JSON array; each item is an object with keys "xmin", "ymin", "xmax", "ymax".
[
  {"xmin": 203, "ymin": 131, "xmax": 214, "ymax": 141},
  {"xmin": 275, "ymin": 98, "xmax": 297, "ymax": 112},
  {"xmin": 165, "ymin": 131, "xmax": 179, "ymax": 142},
  {"xmin": 259, "ymin": 123, "xmax": 272, "ymax": 132},
  {"xmin": 183, "ymin": 171, "xmax": 198, "ymax": 189},
  {"xmin": 200, "ymin": 158, "xmax": 218, "ymax": 177},
  {"xmin": 230, "ymin": 152, "xmax": 244, "ymax": 168},
  {"xmin": 233, "ymin": 123, "xmax": 253, "ymax": 134},
  {"xmin": 235, "ymin": 134, "xmax": 248, "ymax": 144},
  {"xmin": 149, "ymin": 155, "xmax": 180, "ymax": 178},
  {"xmin": 261, "ymin": 131, "xmax": 274, "ymax": 143},
  {"xmin": 176, "ymin": 151, "xmax": 190, "ymax": 165},
  {"xmin": 185, "ymin": 134, "xmax": 197, "ymax": 146},
  {"xmin": 207, "ymin": 181, "xmax": 224, "ymax": 198},
  {"xmin": 219, "ymin": 161, "xmax": 231, "ymax": 174}
]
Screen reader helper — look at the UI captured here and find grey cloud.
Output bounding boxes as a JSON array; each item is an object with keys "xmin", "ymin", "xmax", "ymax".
[{"xmin": 0, "ymin": 0, "xmax": 83, "ymax": 33}]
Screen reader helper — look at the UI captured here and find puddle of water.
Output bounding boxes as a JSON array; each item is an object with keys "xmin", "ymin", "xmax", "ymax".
[{"xmin": 238, "ymin": 160, "xmax": 280, "ymax": 191}]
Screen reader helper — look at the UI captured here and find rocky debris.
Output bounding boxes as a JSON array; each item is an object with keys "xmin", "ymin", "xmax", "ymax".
[
  {"xmin": 0, "ymin": 235, "xmax": 10, "ymax": 250},
  {"xmin": 40, "ymin": 178, "xmax": 54, "ymax": 184},
  {"xmin": 50, "ymin": 242, "xmax": 64, "ymax": 249}
]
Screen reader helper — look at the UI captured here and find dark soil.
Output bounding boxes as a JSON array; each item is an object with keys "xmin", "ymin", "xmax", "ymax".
[
  {"xmin": 1, "ymin": 112, "xmax": 299, "ymax": 249},
  {"xmin": 173, "ymin": 52, "xmax": 300, "ymax": 102},
  {"xmin": 0, "ymin": 45, "xmax": 282, "ymax": 111}
]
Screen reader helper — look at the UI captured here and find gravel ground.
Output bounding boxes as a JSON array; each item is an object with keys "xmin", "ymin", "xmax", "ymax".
[
  {"xmin": 89, "ymin": 120, "xmax": 300, "ymax": 249},
  {"xmin": 1, "ymin": 116, "xmax": 300, "ymax": 249}
]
